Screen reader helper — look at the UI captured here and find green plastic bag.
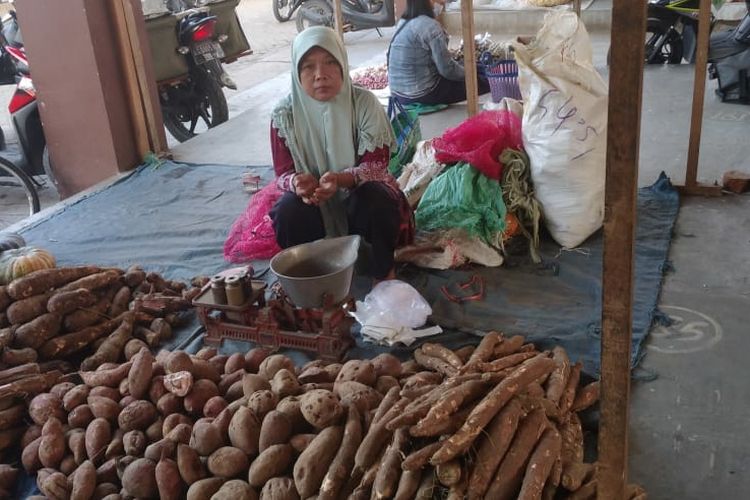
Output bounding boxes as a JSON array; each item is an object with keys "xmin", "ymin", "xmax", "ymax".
[
  {"xmin": 387, "ymin": 98, "xmax": 421, "ymax": 177},
  {"xmin": 415, "ymin": 163, "xmax": 507, "ymax": 243}
]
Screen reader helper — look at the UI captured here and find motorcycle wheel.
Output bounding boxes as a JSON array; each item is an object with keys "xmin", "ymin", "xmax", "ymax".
[
  {"xmin": 161, "ymin": 74, "xmax": 229, "ymax": 143},
  {"xmin": 296, "ymin": 0, "xmax": 333, "ymax": 33},
  {"xmin": 645, "ymin": 19, "xmax": 684, "ymax": 64},
  {"xmin": 273, "ymin": 0, "xmax": 297, "ymax": 22}
]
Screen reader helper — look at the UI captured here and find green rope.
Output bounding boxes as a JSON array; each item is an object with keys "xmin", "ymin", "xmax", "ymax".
[{"xmin": 501, "ymin": 148, "xmax": 542, "ymax": 263}]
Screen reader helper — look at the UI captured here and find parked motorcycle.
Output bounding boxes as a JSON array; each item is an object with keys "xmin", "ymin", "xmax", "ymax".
[
  {"xmin": 708, "ymin": 0, "xmax": 750, "ymax": 103},
  {"xmin": 159, "ymin": 1, "xmax": 244, "ymax": 142},
  {"xmin": 295, "ymin": 0, "xmax": 395, "ymax": 34},
  {"xmin": 645, "ymin": 0, "xmax": 716, "ymax": 64},
  {"xmin": 0, "ymin": 11, "xmax": 54, "ymax": 188},
  {"xmin": 274, "ymin": 0, "xmax": 306, "ymax": 22}
]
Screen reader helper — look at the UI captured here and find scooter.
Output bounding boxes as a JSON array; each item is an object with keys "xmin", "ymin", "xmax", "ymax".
[
  {"xmin": 273, "ymin": 0, "xmax": 307, "ymax": 22},
  {"xmin": 295, "ymin": 0, "xmax": 395, "ymax": 34},
  {"xmin": 708, "ymin": 1, "xmax": 750, "ymax": 103},
  {"xmin": 159, "ymin": 2, "xmax": 245, "ymax": 142},
  {"xmin": 645, "ymin": 0, "xmax": 716, "ymax": 64},
  {"xmin": 0, "ymin": 12, "xmax": 54, "ymax": 188}
]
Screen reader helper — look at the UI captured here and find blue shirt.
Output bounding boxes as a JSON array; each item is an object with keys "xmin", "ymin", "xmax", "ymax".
[{"xmin": 387, "ymin": 16, "xmax": 465, "ymax": 98}]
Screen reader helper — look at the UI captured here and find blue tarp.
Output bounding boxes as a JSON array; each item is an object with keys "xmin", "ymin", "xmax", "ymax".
[
  {"xmin": 15, "ymin": 160, "xmax": 678, "ymax": 497},
  {"xmin": 19, "ymin": 160, "xmax": 679, "ymax": 373}
]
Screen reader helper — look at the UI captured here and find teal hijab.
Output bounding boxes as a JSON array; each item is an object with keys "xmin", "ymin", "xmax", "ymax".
[{"xmin": 272, "ymin": 26, "xmax": 394, "ymax": 237}]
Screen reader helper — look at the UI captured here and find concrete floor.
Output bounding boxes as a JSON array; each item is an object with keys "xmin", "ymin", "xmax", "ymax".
[{"xmin": 3, "ymin": 3, "xmax": 750, "ymax": 497}]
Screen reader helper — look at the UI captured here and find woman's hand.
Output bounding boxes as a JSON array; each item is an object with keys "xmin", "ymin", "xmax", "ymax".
[
  {"xmin": 293, "ymin": 173, "xmax": 319, "ymax": 203},
  {"xmin": 314, "ymin": 172, "xmax": 339, "ymax": 203}
]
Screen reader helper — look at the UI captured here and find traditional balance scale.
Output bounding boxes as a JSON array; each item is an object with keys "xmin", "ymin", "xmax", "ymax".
[{"xmin": 192, "ymin": 236, "xmax": 361, "ymax": 360}]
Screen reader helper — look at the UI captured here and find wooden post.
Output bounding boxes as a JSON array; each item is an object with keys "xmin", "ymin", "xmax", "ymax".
[
  {"xmin": 120, "ymin": 0, "xmax": 166, "ymax": 154},
  {"xmin": 333, "ymin": 0, "xmax": 345, "ymax": 41},
  {"xmin": 680, "ymin": 0, "xmax": 722, "ymax": 196},
  {"xmin": 460, "ymin": 0, "xmax": 478, "ymax": 116},
  {"xmin": 110, "ymin": 0, "xmax": 150, "ymax": 159},
  {"xmin": 598, "ymin": 0, "xmax": 647, "ymax": 498}
]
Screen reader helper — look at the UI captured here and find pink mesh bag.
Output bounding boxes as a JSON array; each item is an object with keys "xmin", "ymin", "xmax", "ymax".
[
  {"xmin": 432, "ymin": 110, "xmax": 522, "ymax": 180},
  {"xmin": 223, "ymin": 182, "xmax": 283, "ymax": 262}
]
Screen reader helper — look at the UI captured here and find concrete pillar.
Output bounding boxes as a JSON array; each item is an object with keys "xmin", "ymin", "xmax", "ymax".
[{"xmin": 15, "ymin": 0, "xmax": 166, "ymax": 198}]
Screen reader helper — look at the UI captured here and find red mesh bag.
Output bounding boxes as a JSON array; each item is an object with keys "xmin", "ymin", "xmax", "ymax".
[
  {"xmin": 432, "ymin": 110, "xmax": 522, "ymax": 180},
  {"xmin": 223, "ymin": 182, "xmax": 283, "ymax": 262}
]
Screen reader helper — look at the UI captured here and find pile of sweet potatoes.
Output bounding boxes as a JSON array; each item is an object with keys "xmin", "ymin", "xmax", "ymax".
[
  {"xmin": 12, "ymin": 336, "xmax": 644, "ymax": 499},
  {"xmin": 0, "ymin": 265, "xmax": 198, "ymax": 368}
]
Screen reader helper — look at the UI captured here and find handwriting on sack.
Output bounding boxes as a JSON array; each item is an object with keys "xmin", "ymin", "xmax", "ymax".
[{"xmin": 536, "ymin": 88, "xmax": 598, "ymax": 161}]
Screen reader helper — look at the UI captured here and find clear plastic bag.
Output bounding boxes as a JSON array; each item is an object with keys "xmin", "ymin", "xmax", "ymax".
[{"xmin": 355, "ymin": 280, "xmax": 431, "ymax": 330}]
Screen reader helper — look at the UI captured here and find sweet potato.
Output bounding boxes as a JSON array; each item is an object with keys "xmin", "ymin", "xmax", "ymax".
[
  {"xmin": 258, "ymin": 355, "xmax": 295, "ymax": 381},
  {"xmin": 190, "ymin": 420, "xmax": 224, "ymax": 456},
  {"xmin": 39, "ymin": 317, "xmax": 121, "ymax": 359},
  {"xmin": 270, "ymin": 368, "xmax": 301, "ymax": 399},
  {"xmin": 484, "ymin": 408, "xmax": 549, "ymax": 500},
  {"xmin": 117, "ymin": 399, "xmax": 158, "ymax": 431},
  {"xmin": 228, "ymin": 405, "xmax": 261, "ymax": 456},
  {"xmin": 63, "ymin": 384, "xmax": 90, "ymax": 411},
  {"xmin": 318, "ymin": 404, "xmax": 362, "ymax": 500},
  {"xmin": 207, "ymin": 446, "xmax": 249, "ymax": 478},
  {"xmin": 493, "ymin": 335, "xmax": 526, "ymax": 358},
  {"xmin": 22, "ymin": 436, "xmax": 43, "ymax": 472},
  {"xmin": 7, "ymin": 266, "xmax": 101, "ymax": 300},
  {"xmin": 13, "ymin": 312, "xmax": 62, "ymax": 349},
  {"xmin": 6, "ymin": 291, "xmax": 52, "ymax": 325},
  {"xmin": 517, "ymin": 428, "xmax": 562, "ymax": 500},
  {"xmin": 184, "ymin": 379, "xmax": 220, "ymax": 415},
  {"xmin": 244, "ymin": 347, "xmax": 270, "ymax": 374},
  {"xmin": 204, "ymin": 396, "xmax": 228, "ymax": 418},
  {"xmin": 478, "ymin": 351, "xmax": 537, "ymax": 373},
  {"xmin": 70, "ymin": 459, "xmax": 97, "ymax": 500},
  {"xmin": 334, "ymin": 380, "xmax": 382, "ymax": 414},
  {"xmin": 60, "ymin": 270, "xmax": 121, "ymax": 294},
  {"xmin": 123, "ymin": 265, "xmax": 146, "ymax": 288},
  {"xmin": 188, "ymin": 477, "xmax": 226, "ymax": 500},
  {"xmin": 371, "ymin": 353, "xmax": 402, "ymax": 378},
  {"xmin": 373, "ymin": 427, "xmax": 409, "ymax": 499},
  {"xmin": 432, "ymin": 354, "xmax": 555, "ymax": 464},
  {"xmin": 212, "ymin": 480, "xmax": 258, "ymax": 500},
  {"xmin": 0, "ymin": 328, "xmax": 11, "ymax": 350},
  {"xmin": 48, "ymin": 288, "xmax": 97, "ymax": 316},
  {"xmin": 164, "ymin": 370, "xmax": 194, "ymax": 397},
  {"xmin": 122, "ymin": 457, "xmax": 158, "ymax": 498},
  {"xmin": 394, "ymin": 469, "xmax": 422, "ymax": 500},
  {"xmin": 571, "ymin": 381, "xmax": 600, "ymax": 413},
  {"xmin": 402, "ymin": 441, "xmax": 442, "ymax": 472},
  {"xmin": 293, "ymin": 425, "xmax": 343, "ymax": 498},
  {"xmin": 464, "ymin": 331, "xmax": 502, "ymax": 371},
  {"xmin": 259, "ymin": 410, "xmax": 292, "ymax": 453},
  {"xmin": 298, "ymin": 366, "xmax": 334, "ymax": 385},
  {"xmin": 86, "ymin": 418, "xmax": 111, "ymax": 465},
  {"xmin": 299, "ymin": 389, "xmax": 342, "ymax": 429},
  {"xmin": 260, "ymin": 476, "xmax": 299, "ymax": 500},
  {"xmin": 412, "ymin": 379, "xmax": 487, "ymax": 436},
  {"xmin": 375, "ymin": 375, "xmax": 400, "ymax": 395},
  {"xmin": 543, "ymin": 346, "xmax": 571, "ymax": 406},
  {"xmin": 335, "ymin": 360, "xmax": 377, "ymax": 387},
  {"xmin": 414, "ymin": 348, "xmax": 458, "ymax": 377},
  {"xmin": 62, "ymin": 291, "xmax": 111, "ymax": 332},
  {"xmin": 29, "ymin": 392, "xmax": 65, "ymax": 425},
  {"xmin": 191, "ymin": 358, "xmax": 221, "ymax": 383},
  {"xmin": 1, "ymin": 347, "xmax": 37, "ymax": 365},
  {"xmin": 156, "ymin": 455, "xmax": 183, "ymax": 500},
  {"xmin": 39, "ymin": 471, "xmax": 71, "ymax": 500},
  {"xmin": 88, "ymin": 396, "xmax": 120, "ymax": 422},
  {"xmin": 178, "ymin": 443, "xmax": 207, "ymax": 485},
  {"xmin": 0, "ymin": 286, "xmax": 9, "ymax": 311},
  {"xmin": 0, "ymin": 464, "xmax": 18, "ymax": 492},
  {"xmin": 80, "ymin": 362, "xmax": 132, "ymax": 388},
  {"xmin": 248, "ymin": 443, "xmax": 294, "ymax": 487},
  {"xmin": 288, "ymin": 434, "xmax": 316, "ymax": 454},
  {"xmin": 80, "ymin": 315, "xmax": 135, "ymax": 371},
  {"xmin": 560, "ymin": 412, "xmax": 584, "ymax": 465},
  {"xmin": 128, "ymin": 347, "xmax": 154, "ymax": 400},
  {"xmin": 421, "ymin": 342, "xmax": 463, "ymax": 369},
  {"xmin": 38, "ymin": 417, "xmax": 65, "ymax": 468},
  {"xmin": 467, "ymin": 397, "xmax": 524, "ymax": 499},
  {"xmin": 372, "ymin": 385, "xmax": 401, "ymax": 426},
  {"xmin": 242, "ymin": 373, "xmax": 271, "ymax": 397},
  {"xmin": 68, "ymin": 404, "xmax": 94, "ymax": 428}
]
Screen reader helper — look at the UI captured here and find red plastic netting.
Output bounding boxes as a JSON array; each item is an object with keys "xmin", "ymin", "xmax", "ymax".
[
  {"xmin": 223, "ymin": 182, "xmax": 282, "ymax": 262},
  {"xmin": 432, "ymin": 110, "xmax": 522, "ymax": 180}
]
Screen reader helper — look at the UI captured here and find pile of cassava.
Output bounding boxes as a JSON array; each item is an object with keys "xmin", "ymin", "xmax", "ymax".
[
  {"xmin": 0, "ymin": 265, "xmax": 199, "ymax": 369},
  {"xmin": 8, "ymin": 332, "xmax": 646, "ymax": 499}
]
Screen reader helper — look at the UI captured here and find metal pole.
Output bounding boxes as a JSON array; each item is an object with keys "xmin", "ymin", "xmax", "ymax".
[{"xmin": 597, "ymin": 0, "xmax": 647, "ymax": 498}]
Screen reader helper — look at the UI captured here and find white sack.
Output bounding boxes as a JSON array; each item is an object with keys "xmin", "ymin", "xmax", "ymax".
[{"xmin": 514, "ymin": 12, "xmax": 608, "ymax": 248}]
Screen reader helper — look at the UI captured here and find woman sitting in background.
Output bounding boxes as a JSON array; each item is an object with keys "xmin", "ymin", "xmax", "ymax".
[
  {"xmin": 269, "ymin": 27, "xmax": 413, "ymax": 281},
  {"xmin": 388, "ymin": 0, "xmax": 489, "ymax": 106}
]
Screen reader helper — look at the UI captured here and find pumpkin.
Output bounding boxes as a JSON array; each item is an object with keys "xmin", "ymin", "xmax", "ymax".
[
  {"xmin": 0, "ymin": 247, "xmax": 56, "ymax": 285},
  {"xmin": 0, "ymin": 232, "xmax": 25, "ymax": 254}
]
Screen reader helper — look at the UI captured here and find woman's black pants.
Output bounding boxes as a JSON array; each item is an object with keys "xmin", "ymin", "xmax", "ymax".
[{"xmin": 270, "ymin": 182, "xmax": 400, "ymax": 279}]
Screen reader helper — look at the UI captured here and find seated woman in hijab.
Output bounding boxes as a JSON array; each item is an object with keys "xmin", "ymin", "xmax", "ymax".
[
  {"xmin": 388, "ymin": 0, "xmax": 489, "ymax": 106},
  {"xmin": 269, "ymin": 27, "xmax": 413, "ymax": 282}
]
